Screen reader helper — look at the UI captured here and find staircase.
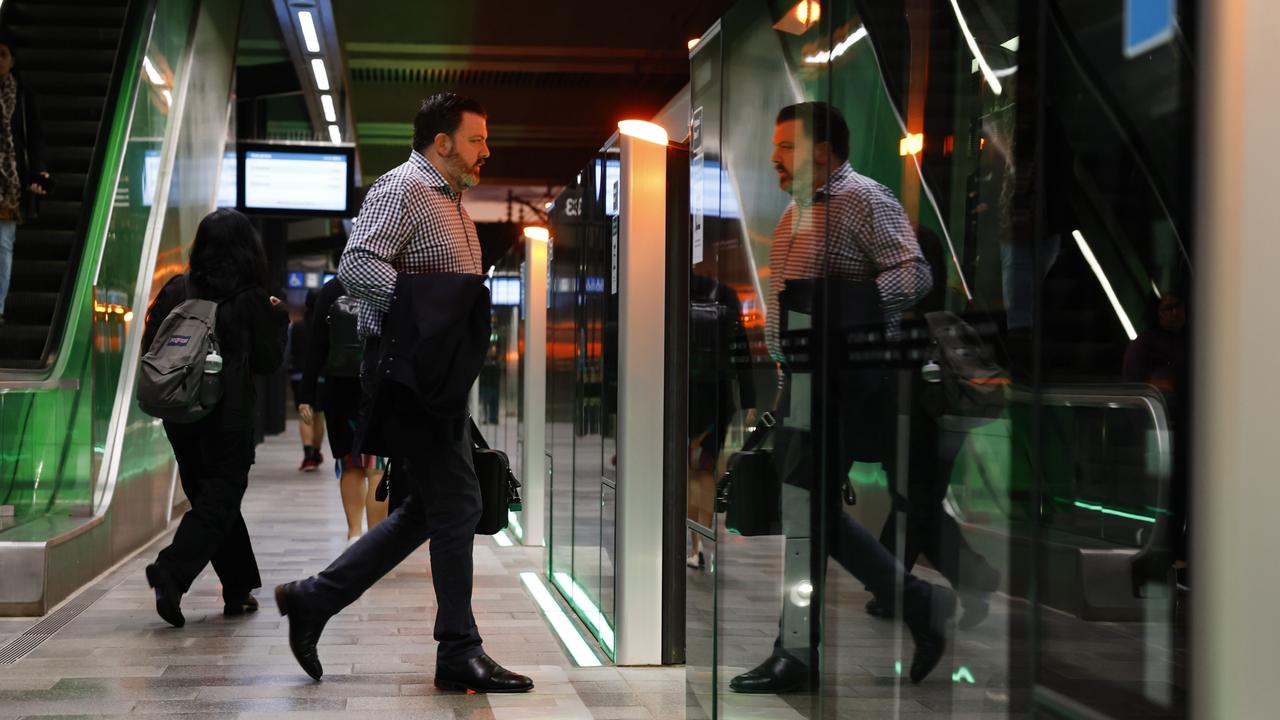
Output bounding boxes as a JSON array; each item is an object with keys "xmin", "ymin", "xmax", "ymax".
[{"xmin": 0, "ymin": 0, "xmax": 129, "ymax": 368}]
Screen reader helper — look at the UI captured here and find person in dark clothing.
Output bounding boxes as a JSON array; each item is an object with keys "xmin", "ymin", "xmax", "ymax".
[
  {"xmin": 274, "ymin": 93, "xmax": 532, "ymax": 694},
  {"xmin": 1123, "ymin": 293, "xmax": 1187, "ymax": 393},
  {"xmin": 140, "ymin": 209, "xmax": 288, "ymax": 628},
  {"xmin": 296, "ymin": 276, "xmax": 387, "ymax": 544},
  {"xmin": 291, "ymin": 289, "xmax": 326, "ymax": 471},
  {"xmin": 730, "ymin": 102, "xmax": 954, "ymax": 694},
  {"xmin": 0, "ymin": 38, "xmax": 49, "ymax": 325}
]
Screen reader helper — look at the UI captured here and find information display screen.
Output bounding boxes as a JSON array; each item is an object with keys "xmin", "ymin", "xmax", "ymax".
[
  {"xmin": 239, "ymin": 145, "xmax": 353, "ymax": 215},
  {"xmin": 141, "ymin": 149, "xmax": 236, "ymax": 208},
  {"xmin": 487, "ymin": 277, "xmax": 522, "ymax": 306}
]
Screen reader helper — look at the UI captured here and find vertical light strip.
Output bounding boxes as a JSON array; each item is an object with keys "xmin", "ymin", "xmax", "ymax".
[
  {"xmin": 297, "ymin": 10, "xmax": 321, "ymax": 53},
  {"xmin": 320, "ymin": 94, "xmax": 337, "ymax": 123},
  {"xmin": 1073, "ymin": 229, "xmax": 1138, "ymax": 340},
  {"xmin": 310, "ymin": 58, "xmax": 330, "ymax": 91},
  {"xmin": 492, "ymin": 530, "xmax": 514, "ymax": 547},
  {"xmin": 949, "ymin": 0, "xmax": 1003, "ymax": 94},
  {"xmin": 327, "ymin": 124, "xmax": 341, "ymax": 144},
  {"xmin": 519, "ymin": 573, "xmax": 602, "ymax": 667}
]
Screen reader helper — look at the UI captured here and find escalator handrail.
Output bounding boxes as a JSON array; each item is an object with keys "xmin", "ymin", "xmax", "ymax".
[
  {"xmin": 32, "ymin": 0, "xmax": 159, "ymax": 373},
  {"xmin": 1008, "ymin": 382, "xmax": 1172, "ymax": 482}
]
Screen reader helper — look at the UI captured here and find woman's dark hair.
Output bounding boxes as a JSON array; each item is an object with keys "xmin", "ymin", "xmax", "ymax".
[
  {"xmin": 189, "ymin": 209, "xmax": 268, "ymax": 297},
  {"xmin": 412, "ymin": 92, "xmax": 486, "ymax": 152}
]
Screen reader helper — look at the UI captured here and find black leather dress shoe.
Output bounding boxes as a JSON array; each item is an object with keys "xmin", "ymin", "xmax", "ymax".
[
  {"xmin": 905, "ymin": 584, "xmax": 956, "ymax": 683},
  {"xmin": 223, "ymin": 591, "xmax": 259, "ymax": 616},
  {"xmin": 729, "ymin": 654, "xmax": 809, "ymax": 694},
  {"xmin": 145, "ymin": 563, "xmax": 185, "ymax": 628},
  {"xmin": 275, "ymin": 582, "xmax": 328, "ymax": 680},
  {"xmin": 865, "ymin": 597, "xmax": 894, "ymax": 619},
  {"xmin": 434, "ymin": 653, "xmax": 534, "ymax": 693}
]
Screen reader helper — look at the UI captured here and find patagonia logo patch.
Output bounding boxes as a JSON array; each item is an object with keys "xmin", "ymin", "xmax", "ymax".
[{"xmin": 167, "ymin": 335, "xmax": 192, "ymax": 347}]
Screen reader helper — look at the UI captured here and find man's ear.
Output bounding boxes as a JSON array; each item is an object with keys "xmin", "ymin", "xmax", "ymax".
[
  {"xmin": 813, "ymin": 140, "xmax": 834, "ymax": 166},
  {"xmin": 433, "ymin": 132, "xmax": 453, "ymax": 156}
]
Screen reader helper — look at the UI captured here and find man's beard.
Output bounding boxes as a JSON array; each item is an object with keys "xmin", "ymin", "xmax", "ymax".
[{"xmin": 447, "ymin": 151, "xmax": 481, "ymax": 190}]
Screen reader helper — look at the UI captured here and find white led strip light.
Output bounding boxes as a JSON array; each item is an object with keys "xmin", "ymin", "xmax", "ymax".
[{"xmin": 519, "ymin": 573, "xmax": 602, "ymax": 667}]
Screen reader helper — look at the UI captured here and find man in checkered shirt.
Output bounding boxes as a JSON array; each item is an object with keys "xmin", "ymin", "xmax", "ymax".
[
  {"xmin": 731, "ymin": 102, "xmax": 955, "ymax": 695},
  {"xmin": 276, "ymin": 93, "xmax": 533, "ymax": 695}
]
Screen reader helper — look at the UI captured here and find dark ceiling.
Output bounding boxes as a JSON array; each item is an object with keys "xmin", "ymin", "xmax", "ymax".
[{"xmin": 329, "ymin": 1, "xmax": 734, "ymax": 187}]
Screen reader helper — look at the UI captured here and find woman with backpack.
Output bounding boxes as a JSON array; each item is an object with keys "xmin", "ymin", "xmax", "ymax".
[{"xmin": 139, "ymin": 208, "xmax": 288, "ymax": 628}]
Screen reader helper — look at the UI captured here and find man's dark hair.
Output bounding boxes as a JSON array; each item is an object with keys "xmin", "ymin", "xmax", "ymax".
[
  {"xmin": 776, "ymin": 102, "xmax": 850, "ymax": 160},
  {"xmin": 412, "ymin": 93, "xmax": 487, "ymax": 152}
]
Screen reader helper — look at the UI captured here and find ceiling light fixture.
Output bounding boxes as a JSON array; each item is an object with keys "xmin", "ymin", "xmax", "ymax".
[
  {"xmin": 523, "ymin": 226, "xmax": 550, "ymax": 242},
  {"xmin": 311, "ymin": 58, "xmax": 330, "ymax": 91},
  {"xmin": 320, "ymin": 94, "xmax": 337, "ymax": 122},
  {"xmin": 1073, "ymin": 230, "xmax": 1137, "ymax": 340},
  {"xmin": 297, "ymin": 10, "xmax": 321, "ymax": 53},
  {"xmin": 803, "ymin": 25, "xmax": 867, "ymax": 64},
  {"xmin": 687, "ymin": 38, "xmax": 700, "ymax": 50},
  {"xmin": 618, "ymin": 120, "xmax": 668, "ymax": 146}
]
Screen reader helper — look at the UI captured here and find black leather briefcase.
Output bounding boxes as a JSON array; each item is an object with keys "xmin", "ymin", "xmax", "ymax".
[{"xmin": 715, "ymin": 412, "xmax": 782, "ymax": 536}]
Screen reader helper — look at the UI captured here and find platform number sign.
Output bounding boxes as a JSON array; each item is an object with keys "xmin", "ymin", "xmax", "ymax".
[{"xmin": 1124, "ymin": 0, "xmax": 1176, "ymax": 59}]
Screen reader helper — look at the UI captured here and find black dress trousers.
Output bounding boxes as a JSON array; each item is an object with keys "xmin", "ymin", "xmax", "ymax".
[
  {"xmin": 296, "ymin": 337, "xmax": 485, "ymax": 663},
  {"xmin": 156, "ymin": 419, "xmax": 262, "ymax": 597}
]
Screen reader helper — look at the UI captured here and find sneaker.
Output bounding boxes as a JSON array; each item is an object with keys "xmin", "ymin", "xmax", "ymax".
[{"xmin": 299, "ymin": 457, "xmax": 320, "ymax": 472}]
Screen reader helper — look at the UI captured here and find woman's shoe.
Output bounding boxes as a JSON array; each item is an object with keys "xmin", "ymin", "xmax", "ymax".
[
  {"xmin": 223, "ymin": 591, "xmax": 260, "ymax": 616},
  {"xmin": 145, "ymin": 563, "xmax": 185, "ymax": 628}
]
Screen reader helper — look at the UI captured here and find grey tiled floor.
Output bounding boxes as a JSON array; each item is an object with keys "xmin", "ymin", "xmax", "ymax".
[{"xmin": 0, "ymin": 422, "xmax": 680, "ymax": 719}]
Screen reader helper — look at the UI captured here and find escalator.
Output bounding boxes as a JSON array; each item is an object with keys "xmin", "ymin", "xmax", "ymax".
[
  {"xmin": 0, "ymin": 0, "xmax": 246, "ymax": 616},
  {"xmin": 0, "ymin": 0, "xmax": 131, "ymax": 368}
]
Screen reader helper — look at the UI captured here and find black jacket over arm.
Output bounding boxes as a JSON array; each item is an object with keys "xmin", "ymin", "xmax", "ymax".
[
  {"xmin": 296, "ymin": 277, "xmax": 345, "ymax": 409},
  {"xmin": 142, "ymin": 274, "xmax": 289, "ymax": 431},
  {"xmin": 360, "ymin": 272, "xmax": 491, "ymax": 457}
]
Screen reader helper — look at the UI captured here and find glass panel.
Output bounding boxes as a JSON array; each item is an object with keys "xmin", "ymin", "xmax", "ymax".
[
  {"xmin": 548, "ymin": 151, "xmax": 618, "ymax": 658},
  {"xmin": 693, "ymin": 0, "xmax": 1190, "ymax": 717},
  {"xmin": 1030, "ymin": 0, "xmax": 1191, "ymax": 714}
]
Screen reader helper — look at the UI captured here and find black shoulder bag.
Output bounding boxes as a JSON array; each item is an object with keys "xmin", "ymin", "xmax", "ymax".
[
  {"xmin": 714, "ymin": 411, "xmax": 782, "ymax": 536},
  {"xmin": 469, "ymin": 418, "xmax": 523, "ymax": 536}
]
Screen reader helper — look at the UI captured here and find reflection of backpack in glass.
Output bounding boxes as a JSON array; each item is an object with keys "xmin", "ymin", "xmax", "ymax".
[
  {"xmin": 923, "ymin": 311, "xmax": 1008, "ymax": 416},
  {"xmin": 138, "ymin": 290, "xmax": 223, "ymax": 423},
  {"xmin": 325, "ymin": 295, "xmax": 363, "ymax": 378}
]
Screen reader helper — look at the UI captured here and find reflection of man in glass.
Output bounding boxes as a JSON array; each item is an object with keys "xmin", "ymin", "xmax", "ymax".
[{"xmin": 731, "ymin": 102, "xmax": 954, "ymax": 694}]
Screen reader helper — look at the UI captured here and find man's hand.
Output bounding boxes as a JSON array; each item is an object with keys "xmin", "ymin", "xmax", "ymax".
[{"xmin": 298, "ymin": 403, "xmax": 314, "ymax": 425}]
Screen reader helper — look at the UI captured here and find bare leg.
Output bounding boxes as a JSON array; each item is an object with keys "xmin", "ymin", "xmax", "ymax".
[
  {"xmin": 365, "ymin": 468, "xmax": 388, "ymax": 530},
  {"xmin": 338, "ymin": 467, "xmax": 366, "ymax": 540}
]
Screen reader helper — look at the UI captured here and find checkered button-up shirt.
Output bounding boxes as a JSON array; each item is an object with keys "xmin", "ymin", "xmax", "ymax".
[
  {"xmin": 764, "ymin": 162, "xmax": 932, "ymax": 361},
  {"xmin": 337, "ymin": 151, "xmax": 484, "ymax": 338}
]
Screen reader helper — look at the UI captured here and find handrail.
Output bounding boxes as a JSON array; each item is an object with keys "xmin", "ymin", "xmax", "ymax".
[
  {"xmin": 1007, "ymin": 382, "xmax": 1172, "ymax": 487},
  {"xmin": 32, "ymin": 0, "xmax": 158, "ymax": 372}
]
